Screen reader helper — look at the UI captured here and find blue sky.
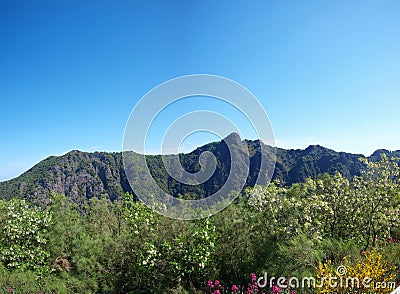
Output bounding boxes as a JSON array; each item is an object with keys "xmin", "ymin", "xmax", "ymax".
[{"xmin": 1, "ymin": 0, "xmax": 399, "ymax": 181}]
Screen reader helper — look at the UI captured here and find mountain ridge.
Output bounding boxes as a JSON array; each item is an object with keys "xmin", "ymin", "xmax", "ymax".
[{"xmin": 1, "ymin": 136, "xmax": 399, "ymax": 204}]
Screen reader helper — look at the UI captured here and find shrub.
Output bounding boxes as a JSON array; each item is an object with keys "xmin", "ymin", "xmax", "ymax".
[{"xmin": 316, "ymin": 249, "xmax": 397, "ymax": 293}]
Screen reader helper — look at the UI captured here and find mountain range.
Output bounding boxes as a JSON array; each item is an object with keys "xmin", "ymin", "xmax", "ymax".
[{"xmin": 0, "ymin": 133, "xmax": 399, "ymax": 204}]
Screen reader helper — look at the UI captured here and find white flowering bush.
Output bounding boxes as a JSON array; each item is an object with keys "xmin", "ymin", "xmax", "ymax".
[
  {"xmin": 122, "ymin": 192, "xmax": 158, "ymax": 236},
  {"xmin": 165, "ymin": 218, "xmax": 216, "ymax": 274},
  {"xmin": 0, "ymin": 155, "xmax": 398, "ymax": 293},
  {"xmin": 246, "ymin": 155, "xmax": 400, "ymax": 247},
  {"xmin": 0, "ymin": 198, "xmax": 52, "ymax": 275}
]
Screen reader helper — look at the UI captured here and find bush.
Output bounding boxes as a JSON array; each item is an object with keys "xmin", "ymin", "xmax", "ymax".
[
  {"xmin": 0, "ymin": 156, "xmax": 399, "ymax": 293},
  {"xmin": 316, "ymin": 249, "xmax": 397, "ymax": 293}
]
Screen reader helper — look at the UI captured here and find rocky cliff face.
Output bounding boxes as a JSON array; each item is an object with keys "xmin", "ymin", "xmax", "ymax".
[
  {"xmin": 0, "ymin": 151, "xmax": 129, "ymax": 203},
  {"xmin": 0, "ymin": 135, "xmax": 398, "ymax": 204}
]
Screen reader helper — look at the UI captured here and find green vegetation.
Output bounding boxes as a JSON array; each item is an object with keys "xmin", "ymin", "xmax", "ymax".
[
  {"xmin": 0, "ymin": 155, "xmax": 399, "ymax": 293},
  {"xmin": 3, "ymin": 136, "xmax": 393, "ymax": 204}
]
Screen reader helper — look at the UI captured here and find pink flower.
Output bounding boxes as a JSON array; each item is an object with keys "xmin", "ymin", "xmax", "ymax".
[
  {"xmin": 214, "ymin": 280, "xmax": 220, "ymax": 287},
  {"xmin": 290, "ymin": 291, "xmax": 296, "ymax": 294},
  {"xmin": 214, "ymin": 290, "xmax": 221, "ymax": 294},
  {"xmin": 271, "ymin": 285, "xmax": 281, "ymax": 293},
  {"xmin": 207, "ymin": 280, "xmax": 213, "ymax": 288},
  {"xmin": 8, "ymin": 288, "xmax": 13, "ymax": 293},
  {"xmin": 232, "ymin": 285, "xmax": 239, "ymax": 292},
  {"xmin": 250, "ymin": 273, "xmax": 257, "ymax": 282}
]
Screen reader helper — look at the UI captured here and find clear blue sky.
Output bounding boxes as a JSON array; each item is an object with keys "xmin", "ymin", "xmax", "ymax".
[{"xmin": 1, "ymin": 0, "xmax": 399, "ymax": 181}]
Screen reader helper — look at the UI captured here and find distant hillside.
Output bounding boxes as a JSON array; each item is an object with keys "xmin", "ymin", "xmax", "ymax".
[{"xmin": 0, "ymin": 134, "xmax": 399, "ymax": 203}]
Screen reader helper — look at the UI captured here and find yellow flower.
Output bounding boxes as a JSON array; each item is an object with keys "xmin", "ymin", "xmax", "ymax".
[{"xmin": 316, "ymin": 250, "xmax": 396, "ymax": 294}]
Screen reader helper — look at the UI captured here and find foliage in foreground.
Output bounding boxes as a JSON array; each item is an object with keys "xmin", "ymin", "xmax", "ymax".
[
  {"xmin": 0, "ymin": 155, "xmax": 399, "ymax": 293},
  {"xmin": 316, "ymin": 250, "xmax": 396, "ymax": 294}
]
